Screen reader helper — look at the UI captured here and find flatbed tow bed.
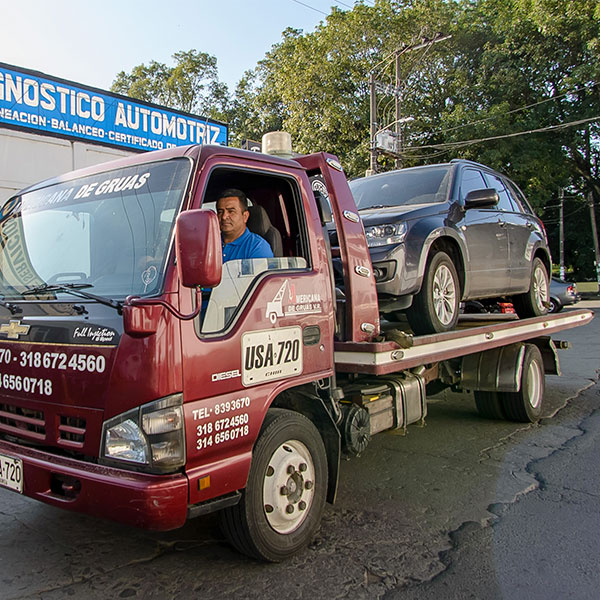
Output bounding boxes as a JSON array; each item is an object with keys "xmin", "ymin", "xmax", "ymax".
[{"xmin": 334, "ymin": 309, "xmax": 593, "ymax": 374}]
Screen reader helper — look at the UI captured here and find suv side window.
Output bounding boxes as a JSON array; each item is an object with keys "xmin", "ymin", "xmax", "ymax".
[
  {"xmin": 506, "ymin": 180, "xmax": 535, "ymax": 215},
  {"xmin": 484, "ymin": 173, "xmax": 517, "ymax": 212},
  {"xmin": 460, "ymin": 168, "xmax": 488, "ymax": 202},
  {"xmin": 198, "ymin": 167, "xmax": 310, "ymax": 335}
]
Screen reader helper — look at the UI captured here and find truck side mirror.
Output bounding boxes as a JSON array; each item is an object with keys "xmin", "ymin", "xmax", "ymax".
[
  {"xmin": 175, "ymin": 209, "xmax": 222, "ymax": 288},
  {"xmin": 464, "ymin": 188, "xmax": 499, "ymax": 210}
]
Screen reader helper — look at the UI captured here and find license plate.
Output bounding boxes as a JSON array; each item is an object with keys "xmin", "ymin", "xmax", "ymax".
[{"xmin": 0, "ymin": 453, "xmax": 23, "ymax": 493}]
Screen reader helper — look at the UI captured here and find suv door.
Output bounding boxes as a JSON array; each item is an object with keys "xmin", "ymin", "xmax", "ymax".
[
  {"xmin": 484, "ymin": 172, "xmax": 534, "ymax": 293},
  {"xmin": 459, "ymin": 167, "xmax": 510, "ymax": 297}
]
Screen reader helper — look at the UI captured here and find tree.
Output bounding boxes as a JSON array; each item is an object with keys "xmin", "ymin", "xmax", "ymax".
[
  {"xmin": 440, "ymin": 0, "xmax": 600, "ymax": 276},
  {"xmin": 111, "ymin": 50, "xmax": 229, "ymax": 121},
  {"xmin": 233, "ymin": 1, "xmax": 466, "ymax": 176},
  {"xmin": 235, "ymin": 0, "xmax": 598, "ymax": 274},
  {"xmin": 110, "ymin": 2, "xmax": 600, "ymax": 275}
]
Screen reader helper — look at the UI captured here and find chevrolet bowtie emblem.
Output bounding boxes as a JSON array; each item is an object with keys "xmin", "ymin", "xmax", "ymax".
[{"xmin": 0, "ymin": 320, "xmax": 30, "ymax": 340}]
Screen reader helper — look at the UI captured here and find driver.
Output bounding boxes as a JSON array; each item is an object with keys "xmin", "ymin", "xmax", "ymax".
[{"xmin": 216, "ymin": 189, "xmax": 273, "ymax": 262}]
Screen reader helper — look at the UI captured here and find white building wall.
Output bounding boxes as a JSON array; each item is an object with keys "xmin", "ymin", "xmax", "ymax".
[{"xmin": 0, "ymin": 128, "xmax": 133, "ymax": 203}]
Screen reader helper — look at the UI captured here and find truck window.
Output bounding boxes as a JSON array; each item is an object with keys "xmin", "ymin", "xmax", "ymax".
[
  {"xmin": 201, "ymin": 257, "xmax": 308, "ymax": 333},
  {"xmin": 197, "ymin": 167, "xmax": 311, "ymax": 334}
]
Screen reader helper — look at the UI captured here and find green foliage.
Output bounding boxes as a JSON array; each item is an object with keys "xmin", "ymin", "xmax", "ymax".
[
  {"xmin": 111, "ymin": 1, "xmax": 599, "ymax": 277},
  {"xmin": 233, "ymin": 0, "xmax": 599, "ymax": 276},
  {"xmin": 111, "ymin": 50, "xmax": 228, "ymax": 121}
]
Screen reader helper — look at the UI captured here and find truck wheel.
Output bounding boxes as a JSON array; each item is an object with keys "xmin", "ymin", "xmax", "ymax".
[
  {"xmin": 220, "ymin": 408, "xmax": 327, "ymax": 562},
  {"xmin": 501, "ymin": 344, "xmax": 545, "ymax": 423},
  {"xmin": 474, "ymin": 391, "xmax": 506, "ymax": 420},
  {"xmin": 513, "ymin": 257, "xmax": 549, "ymax": 318},
  {"xmin": 407, "ymin": 251, "xmax": 460, "ymax": 335}
]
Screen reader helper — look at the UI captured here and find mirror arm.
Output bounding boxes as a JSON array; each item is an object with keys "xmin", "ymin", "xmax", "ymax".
[{"xmin": 124, "ymin": 290, "xmax": 202, "ymax": 321}]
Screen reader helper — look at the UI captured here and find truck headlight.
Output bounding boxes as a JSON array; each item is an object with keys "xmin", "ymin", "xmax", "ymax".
[
  {"xmin": 101, "ymin": 394, "xmax": 185, "ymax": 473},
  {"xmin": 105, "ymin": 418, "xmax": 148, "ymax": 464},
  {"xmin": 364, "ymin": 222, "xmax": 407, "ymax": 247}
]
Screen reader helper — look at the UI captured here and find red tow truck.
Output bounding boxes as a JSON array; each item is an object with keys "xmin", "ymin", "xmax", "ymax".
[{"xmin": 0, "ymin": 144, "xmax": 592, "ymax": 561}]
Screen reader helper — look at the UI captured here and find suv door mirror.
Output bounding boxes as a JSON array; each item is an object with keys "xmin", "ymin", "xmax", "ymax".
[
  {"xmin": 175, "ymin": 209, "xmax": 222, "ymax": 288},
  {"xmin": 465, "ymin": 188, "xmax": 499, "ymax": 210}
]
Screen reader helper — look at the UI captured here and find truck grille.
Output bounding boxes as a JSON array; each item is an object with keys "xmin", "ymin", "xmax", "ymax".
[
  {"xmin": 0, "ymin": 403, "xmax": 46, "ymax": 438},
  {"xmin": 58, "ymin": 415, "xmax": 87, "ymax": 447},
  {"xmin": 0, "ymin": 402, "xmax": 92, "ymax": 451}
]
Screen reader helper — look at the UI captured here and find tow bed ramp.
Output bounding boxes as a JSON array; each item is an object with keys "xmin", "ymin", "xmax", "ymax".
[{"xmin": 334, "ymin": 309, "xmax": 593, "ymax": 375}]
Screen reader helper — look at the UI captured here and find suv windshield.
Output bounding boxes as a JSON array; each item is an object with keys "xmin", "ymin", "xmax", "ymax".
[
  {"xmin": 350, "ymin": 165, "xmax": 452, "ymax": 209},
  {"xmin": 0, "ymin": 158, "xmax": 190, "ymax": 300}
]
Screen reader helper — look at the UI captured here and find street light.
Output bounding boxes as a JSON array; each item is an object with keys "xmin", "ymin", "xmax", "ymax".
[{"xmin": 368, "ymin": 33, "xmax": 451, "ymax": 175}]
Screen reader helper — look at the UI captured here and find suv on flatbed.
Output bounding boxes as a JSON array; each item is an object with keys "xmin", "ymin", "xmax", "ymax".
[{"xmin": 349, "ymin": 160, "xmax": 551, "ymax": 334}]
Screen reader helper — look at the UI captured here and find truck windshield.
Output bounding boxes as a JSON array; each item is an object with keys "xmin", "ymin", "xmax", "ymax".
[{"xmin": 0, "ymin": 158, "xmax": 191, "ymax": 300}]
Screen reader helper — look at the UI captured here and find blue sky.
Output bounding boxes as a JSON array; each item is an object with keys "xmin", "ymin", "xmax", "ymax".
[{"xmin": 0, "ymin": 0, "xmax": 366, "ymax": 94}]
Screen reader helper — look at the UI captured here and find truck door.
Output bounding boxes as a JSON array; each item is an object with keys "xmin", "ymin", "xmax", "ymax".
[{"xmin": 179, "ymin": 159, "xmax": 335, "ymax": 504}]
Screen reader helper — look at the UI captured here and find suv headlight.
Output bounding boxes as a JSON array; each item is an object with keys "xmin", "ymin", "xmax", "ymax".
[
  {"xmin": 364, "ymin": 222, "xmax": 407, "ymax": 247},
  {"xmin": 101, "ymin": 394, "xmax": 185, "ymax": 473}
]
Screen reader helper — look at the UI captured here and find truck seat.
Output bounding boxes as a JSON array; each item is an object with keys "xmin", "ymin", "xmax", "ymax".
[{"xmin": 247, "ymin": 204, "xmax": 283, "ymax": 256}]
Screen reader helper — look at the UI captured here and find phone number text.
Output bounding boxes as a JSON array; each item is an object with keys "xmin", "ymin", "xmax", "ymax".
[
  {"xmin": 0, "ymin": 348, "xmax": 105, "ymax": 374},
  {"xmin": 0, "ymin": 372, "xmax": 52, "ymax": 396},
  {"xmin": 196, "ymin": 424, "xmax": 250, "ymax": 451}
]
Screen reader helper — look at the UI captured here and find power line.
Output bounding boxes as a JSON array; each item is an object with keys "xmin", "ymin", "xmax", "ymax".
[
  {"xmin": 289, "ymin": 0, "xmax": 372, "ymax": 18},
  {"xmin": 431, "ymin": 82, "xmax": 600, "ymax": 137},
  {"xmin": 403, "ymin": 115, "xmax": 600, "ymax": 152},
  {"xmin": 290, "ymin": 0, "xmax": 329, "ymax": 16}
]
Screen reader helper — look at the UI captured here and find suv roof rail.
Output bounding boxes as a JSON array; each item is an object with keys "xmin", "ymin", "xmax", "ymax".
[{"xmin": 449, "ymin": 158, "xmax": 488, "ymax": 168}]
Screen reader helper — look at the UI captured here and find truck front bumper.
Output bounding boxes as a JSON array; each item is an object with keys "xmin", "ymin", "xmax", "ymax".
[{"xmin": 0, "ymin": 439, "xmax": 189, "ymax": 531}]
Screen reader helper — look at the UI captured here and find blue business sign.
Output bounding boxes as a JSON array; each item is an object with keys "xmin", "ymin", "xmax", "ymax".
[{"xmin": 0, "ymin": 63, "xmax": 228, "ymax": 152}]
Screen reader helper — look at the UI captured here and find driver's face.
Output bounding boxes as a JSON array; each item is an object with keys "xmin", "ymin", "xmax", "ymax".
[{"xmin": 217, "ymin": 196, "xmax": 248, "ymax": 242}]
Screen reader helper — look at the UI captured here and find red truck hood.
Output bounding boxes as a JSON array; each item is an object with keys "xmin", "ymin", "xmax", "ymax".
[{"xmin": 0, "ymin": 304, "xmax": 182, "ymax": 458}]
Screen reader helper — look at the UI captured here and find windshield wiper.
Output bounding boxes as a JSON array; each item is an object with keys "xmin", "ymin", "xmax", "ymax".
[
  {"xmin": 22, "ymin": 283, "xmax": 123, "ymax": 313},
  {"xmin": 0, "ymin": 295, "xmax": 22, "ymax": 315}
]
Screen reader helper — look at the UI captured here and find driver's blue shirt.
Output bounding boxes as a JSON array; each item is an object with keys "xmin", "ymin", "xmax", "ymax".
[{"xmin": 222, "ymin": 227, "xmax": 273, "ymax": 263}]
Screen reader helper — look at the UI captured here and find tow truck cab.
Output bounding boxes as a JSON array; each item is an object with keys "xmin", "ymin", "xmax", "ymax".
[{"xmin": 0, "ymin": 145, "xmax": 375, "ymax": 533}]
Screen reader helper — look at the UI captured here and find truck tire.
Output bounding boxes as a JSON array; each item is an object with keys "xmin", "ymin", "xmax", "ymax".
[
  {"xmin": 501, "ymin": 344, "xmax": 545, "ymax": 423},
  {"xmin": 474, "ymin": 391, "xmax": 506, "ymax": 420},
  {"xmin": 407, "ymin": 251, "xmax": 460, "ymax": 335},
  {"xmin": 513, "ymin": 257, "xmax": 549, "ymax": 318},
  {"xmin": 220, "ymin": 408, "xmax": 327, "ymax": 562}
]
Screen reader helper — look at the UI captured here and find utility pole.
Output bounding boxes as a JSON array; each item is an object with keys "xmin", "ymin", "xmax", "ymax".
[
  {"xmin": 559, "ymin": 188, "xmax": 565, "ymax": 280},
  {"xmin": 585, "ymin": 125, "xmax": 600, "ymax": 291},
  {"xmin": 395, "ymin": 51, "xmax": 402, "ymax": 170},
  {"xmin": 369, "ymin": 73, "xmax": 377, "ymax": 175},
  {"xmin": 368, "ymin": 33, "xmax": 451, "ymax": 175},
  {"xmin": 588, "ymin": 191, "xmax": 600, "ymax": 290}
]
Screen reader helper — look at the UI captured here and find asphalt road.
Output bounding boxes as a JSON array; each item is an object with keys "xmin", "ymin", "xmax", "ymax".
[{"xmin": 1, "ymin": 302, "xmax": 599, "ymax": 600}]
